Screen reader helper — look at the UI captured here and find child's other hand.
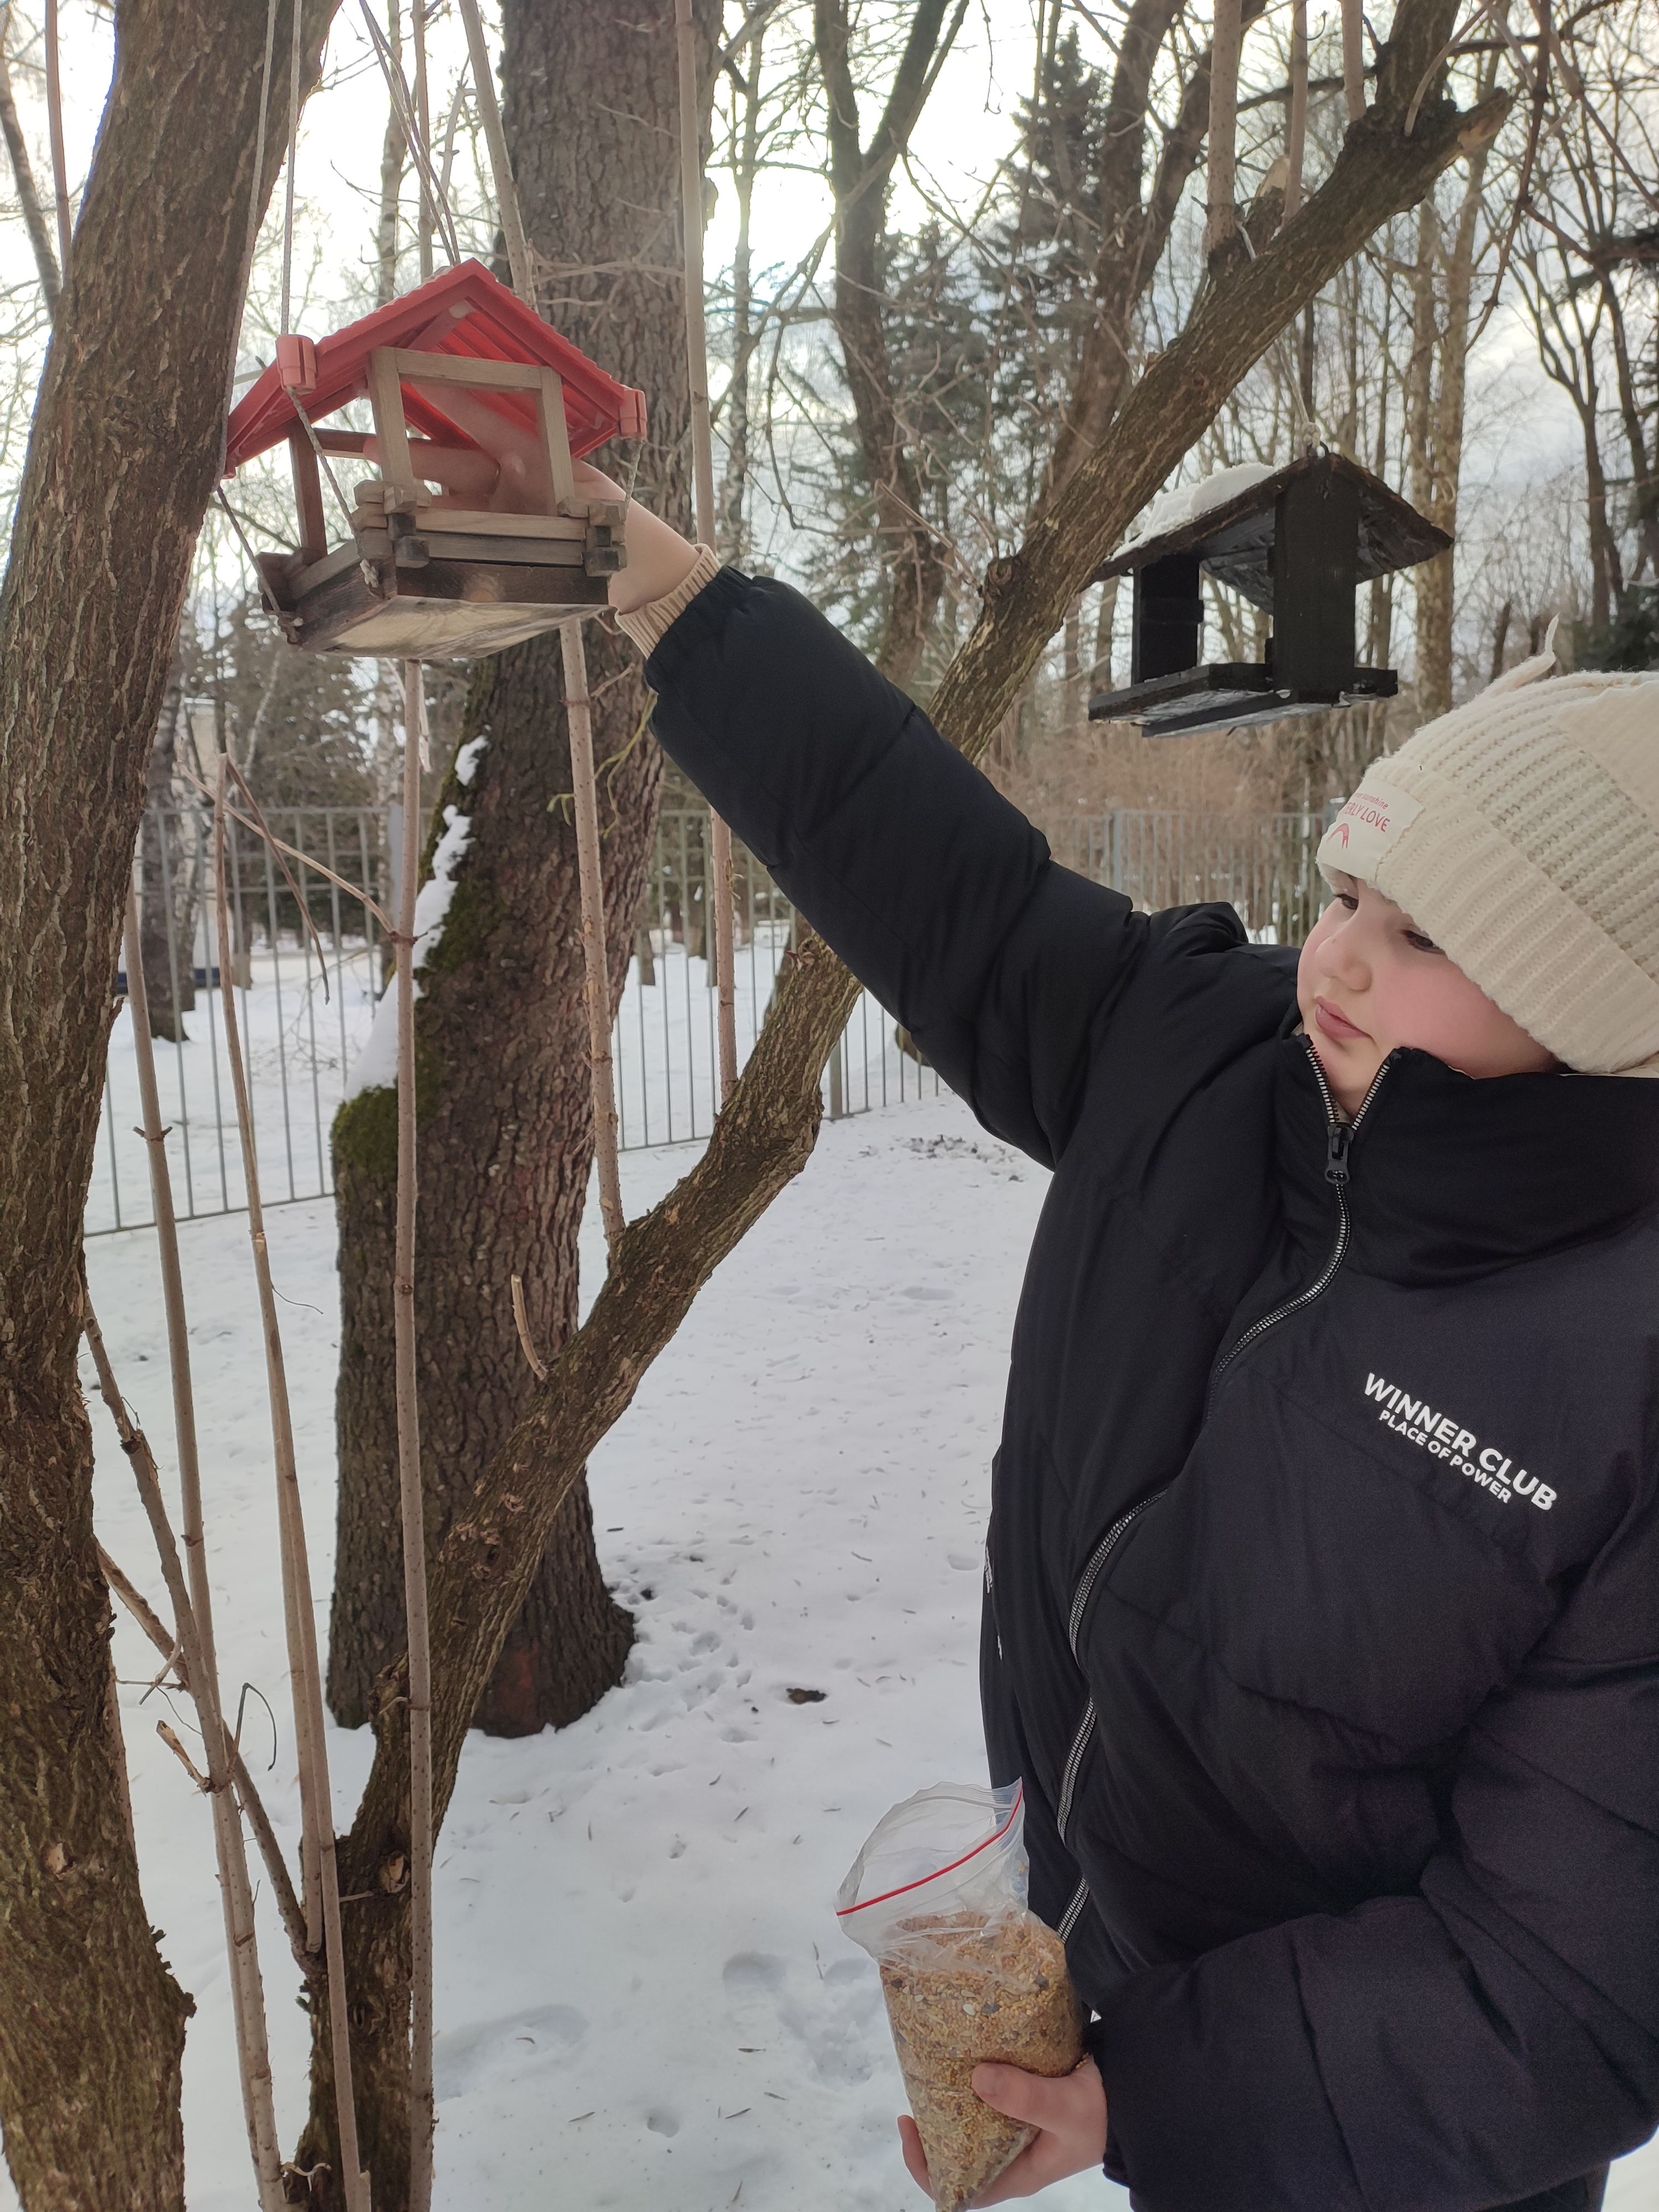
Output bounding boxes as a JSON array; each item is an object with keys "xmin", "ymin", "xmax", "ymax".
[{"xmin": 898, "ymin": 2057, "xmax": 1108, "ymax": 2205}]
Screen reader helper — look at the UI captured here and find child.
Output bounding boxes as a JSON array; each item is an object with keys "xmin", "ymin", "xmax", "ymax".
[{"xmin": 591, "ymin": 469, "xmax": 1659, "ymax": 2212}]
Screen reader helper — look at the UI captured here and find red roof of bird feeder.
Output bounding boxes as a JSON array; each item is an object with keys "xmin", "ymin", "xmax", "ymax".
[{"xmin": 223, "ymin": 258, "xmax": 646, "ymax": 474}]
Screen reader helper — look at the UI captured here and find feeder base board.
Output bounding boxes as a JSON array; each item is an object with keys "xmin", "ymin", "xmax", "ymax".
[
  {"xmin": 1089, "ymin": 662, "xmax": 1396, "ymax": 738},
  {"xmin": 280, "ymin": 555, "xmax": 609, "ymax": 659}
]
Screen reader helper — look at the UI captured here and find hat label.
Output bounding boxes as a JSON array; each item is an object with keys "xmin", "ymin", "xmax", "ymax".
[{"xmin": 1324, "ymin": 781, "xmax": 1423, "ymax": 874}]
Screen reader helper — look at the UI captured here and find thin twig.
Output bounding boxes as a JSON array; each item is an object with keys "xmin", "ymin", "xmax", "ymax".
[
  {"xmin": 211, "ymin": 761, "xmax": 373, "ymax": 2212},
  {"xmin": 510, "ymin": 1275, "xmax": 548, "ymax": 1382},
  {"xmin": 175, "ymin": 760, "xmax": 394, "ymax": 935},
  {"xmin": 395, "ymin": 662, "xmax": 437, "ymax": 2212},
  {"xmin": 100, "ymin": 1541, "xmax": 311, "ymax": 1970},
  {"xmin": 98, "ymin": 1543, "xmax": 174, "ymax": 1657},
  {"xmin": 158, "ymin": 1721, "xmax": 211, "ymax": 1793}
]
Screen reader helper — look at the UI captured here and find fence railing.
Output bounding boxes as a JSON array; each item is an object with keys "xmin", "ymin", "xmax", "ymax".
[{"xmin": 89, "ymin": 801, "xmax": 1328, "ymax": 1238}]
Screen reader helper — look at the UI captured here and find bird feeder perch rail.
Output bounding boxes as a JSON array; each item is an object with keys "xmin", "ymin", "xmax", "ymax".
[
  {"xmin": 223, "ymin": 260, "xmax": 648, "ymax": 661},
  {"xmin": 1088, "ymin": 451, "xmax": 1449, "ymax": 738}
]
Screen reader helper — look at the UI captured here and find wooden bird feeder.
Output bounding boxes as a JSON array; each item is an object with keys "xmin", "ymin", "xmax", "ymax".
[
  {"xmin": 1088, "ymin": 452, "xmax": 1450, "ymax": 738},
  {"xmin": 223, "ymin": 259, "xmax": 648, "ymax": 660}
]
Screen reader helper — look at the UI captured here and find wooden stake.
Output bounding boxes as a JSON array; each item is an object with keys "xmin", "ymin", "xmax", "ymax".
[
  {"xmin": 211, "ymin": 769, "xmax": 373, "ymax": 2212},
  {"xmin": 1285, "ymin": 0, "xmax": 1309, "ymax": 220},
  {"xmin": 562, "ymin": 621, "xmax": 625, "ymax": 1250},
  {"xmin": 43, "ymin": 0, "xmax": 69, "ymax": 275},
  {"xmin": 454, "ymin": 0, "xmax": 533, "ymax": 303},
  {"xmin": 397, "ymin": 661, "xmax": 436, "ymax": 2212},
  {"xmin": 675, "ymin": 0, "xmax": 738, "ymax": 1103},
  {"xmin": 101, "ymin": 911, "xmax": 286, "ymax": 2211}
]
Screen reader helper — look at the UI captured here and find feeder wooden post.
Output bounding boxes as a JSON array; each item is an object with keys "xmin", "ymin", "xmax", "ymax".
[
  {"xmin": 676, "ymin": 0, "xmax": 738, "ymax": 1102},
  {"xmin": 562, "ymin": 620, "xmax": 626, "ymax": 1249},
  {"xmin": 397, "ymin": 659, "xmax": 437, "ymax": 2212}
]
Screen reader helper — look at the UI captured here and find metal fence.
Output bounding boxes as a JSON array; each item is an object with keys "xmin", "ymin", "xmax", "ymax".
[
  {"xmin": 89, "ymin": 801, "xmax": 1329, "ymax": 1238},
  {"xmin": 1052, "ymin": 809, "xmax": 1332, "ymax": 943}
]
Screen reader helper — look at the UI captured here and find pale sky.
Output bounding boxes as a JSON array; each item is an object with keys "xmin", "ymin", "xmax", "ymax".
[{"xmin": 2, "ymin": 0, "xmax": 1580, "ymax": 587}]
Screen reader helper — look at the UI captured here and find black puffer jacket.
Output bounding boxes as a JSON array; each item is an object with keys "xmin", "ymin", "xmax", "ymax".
[{"xmin": 643, "ymin": 568, "xmax": 1659, "ymax": 2212}]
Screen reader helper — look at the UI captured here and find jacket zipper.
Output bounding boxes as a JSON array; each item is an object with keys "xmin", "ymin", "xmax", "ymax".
[
  {"xmin": 1054, "ymin": 1488, "xmax": 1169, "ymax": 1845},
  {"xmin": 1051, "ymin": 1043, "xmax": 1392, "ymax": 1939},
  {"xmin": 1203, "ymin": 1044, "xmax": 1392, "ymax": 1418}
]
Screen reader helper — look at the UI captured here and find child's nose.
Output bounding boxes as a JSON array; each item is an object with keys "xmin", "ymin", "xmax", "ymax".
[{"xmin": 1326, "ymin": 917, "xmax": 1372, "ymax": 988}]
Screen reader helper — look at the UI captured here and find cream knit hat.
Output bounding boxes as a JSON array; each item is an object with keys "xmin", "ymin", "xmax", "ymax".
[{"xmin": 1316, "ymin": 654, "xmax": 1659, "ymax": 1075}]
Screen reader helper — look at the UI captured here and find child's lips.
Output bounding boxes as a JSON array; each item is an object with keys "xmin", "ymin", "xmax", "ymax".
[{"xmin": 1314, "ymin": 997, "xmax": 1370, "ymax": 1044}]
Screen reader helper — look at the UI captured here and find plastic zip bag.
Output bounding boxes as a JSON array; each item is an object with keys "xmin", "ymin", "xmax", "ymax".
[{"xmin": 838, "ymin": 1782, "xmax": 1084, "ymax": 2211}]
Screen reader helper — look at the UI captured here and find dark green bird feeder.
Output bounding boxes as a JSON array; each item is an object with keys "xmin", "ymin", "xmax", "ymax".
[{"xmin": 1088, "ymin": 451, "xmax": 1450, "ymax": 739}]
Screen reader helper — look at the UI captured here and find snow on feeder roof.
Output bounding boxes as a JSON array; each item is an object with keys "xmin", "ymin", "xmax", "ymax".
[
  {"xmin": 223, "ymin": 259, "xmax": 648, "ymax": 661},
  {"xmin": 1088, "ymin": 451, "xmax": 1449, "ymax": 738}
]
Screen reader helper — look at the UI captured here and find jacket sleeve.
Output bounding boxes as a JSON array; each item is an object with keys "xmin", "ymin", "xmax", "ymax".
[
  {"xmin": 641, "ymin": 566, "xmax": 1149, "ymax": 1167},
  {"xmin": 1087, "ymin": 1515, "xmax": 1659, "ymax": 2212}
]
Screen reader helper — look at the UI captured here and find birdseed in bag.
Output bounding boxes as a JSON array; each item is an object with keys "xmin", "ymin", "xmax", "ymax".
[{"xmin": 837, "ymin": 1784, "xmax": 1085, "ymax": 2212}]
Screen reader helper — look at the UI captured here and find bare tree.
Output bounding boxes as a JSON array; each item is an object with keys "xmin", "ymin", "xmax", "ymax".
[{"xmin": 0, "ymin": 0, "xmax": 338, "ymax": 2198}]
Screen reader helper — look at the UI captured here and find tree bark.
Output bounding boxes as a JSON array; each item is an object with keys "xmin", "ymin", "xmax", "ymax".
[
  {"xmin": 0, "ymin": 1, "xmax": 334, "ymax": 2203},
  {"xmin": 315, "ymin": 3, "xmax": 714, "ymax": 2193},
  {"xmin": 299, "ymin": 17, "xmax": 1505, "ymax": 2202}
]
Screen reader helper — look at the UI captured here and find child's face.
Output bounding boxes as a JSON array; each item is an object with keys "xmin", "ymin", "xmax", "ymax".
[{"xmin": 1297, "ymin": 873, "xmax": 1558, "ymax": 1115}]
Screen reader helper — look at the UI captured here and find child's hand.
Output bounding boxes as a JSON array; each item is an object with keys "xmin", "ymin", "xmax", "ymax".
[
  {"xmin": 567, "ymin": 457, "xmax": 703, "ymax": 614},
  {"xmin": 898, "ymin": 2057, "xmax": 1108, "ymax": 2205}
]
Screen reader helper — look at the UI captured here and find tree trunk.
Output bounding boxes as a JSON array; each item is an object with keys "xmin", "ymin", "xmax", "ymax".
[
  {"xmin": 298, "ymin": 24, "xmax": 1506, "ymax": 2203},
  {"xmin": 0, "ymin": 1, "xmax": 333, "ymax": 2202},
  {"xmin": 1406, "ymin": 51, "xmax": 1496, "ymax": 723},
  {"xmin": 314, "ymin": 4, "xmax": 716, "ymax": 2193}
]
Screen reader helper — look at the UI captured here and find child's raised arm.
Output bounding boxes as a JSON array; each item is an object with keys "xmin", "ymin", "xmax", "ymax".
[{"xmin": 591, "ymin": 467, "xmax": 1166, "ymax": 1168}]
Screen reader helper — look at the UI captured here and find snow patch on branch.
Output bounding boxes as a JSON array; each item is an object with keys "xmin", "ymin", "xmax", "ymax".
[
  {"xmin": 342, "ymin": 804, "xmax": 475, "ymax": 1100},
  {"xmin": 455, "ymin": 734, "xmax": 488, "ymax": 786}
]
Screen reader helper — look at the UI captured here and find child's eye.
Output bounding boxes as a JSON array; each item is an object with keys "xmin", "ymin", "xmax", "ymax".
[
  {"xmin": 1404, "ymin": 929, "xmax": 1442, "ymax": 954},
  {"xmin": 1336, "ymin": 894, "xmax": 1359, "ymax": 912}
]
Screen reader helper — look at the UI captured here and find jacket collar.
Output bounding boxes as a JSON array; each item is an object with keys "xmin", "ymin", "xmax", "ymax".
[{"xmin": 1275, "ymin": 1037, "xmax": 1659, "ymax": 1287}]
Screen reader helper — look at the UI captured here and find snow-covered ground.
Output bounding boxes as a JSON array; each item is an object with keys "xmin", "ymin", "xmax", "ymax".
[{"xmin": 21, "ymin": 1092, "xmax": 1659, "ymax": 2210}]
